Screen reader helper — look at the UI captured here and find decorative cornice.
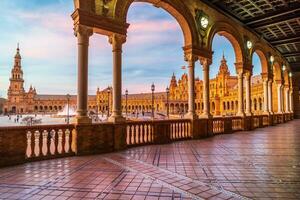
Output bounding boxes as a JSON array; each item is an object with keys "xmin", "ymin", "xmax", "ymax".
[{"xmin": 71, "ymin": 9, "xmax": 129, "ymax": 36}]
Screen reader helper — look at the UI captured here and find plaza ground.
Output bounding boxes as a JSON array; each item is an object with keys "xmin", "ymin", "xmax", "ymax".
[{"xmin": 0, "ymin": 120, "xmax": 299, "ymax": 199}]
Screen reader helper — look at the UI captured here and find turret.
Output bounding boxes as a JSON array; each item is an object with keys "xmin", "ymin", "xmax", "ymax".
[
  {"xmin": 170, "ymin": 72, "xmax": 177, "ymax": 88},
  {"xmin": 218, "ymin": 52, "xmax": 230, "ymax": 76},
  {"xmin": 7, "ymin": 44, "xmax": 25, "ymax": 101}
]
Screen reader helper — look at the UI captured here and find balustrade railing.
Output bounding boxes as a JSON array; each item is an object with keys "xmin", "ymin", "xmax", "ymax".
[
  {"xmin": 126, "ymin": 119, "xmax": 191, "ymax": 146},
  {"xmin": 232, "ymin": 117, "xmax": 243, "ymax": 131},
  {"xmin": 262, "ymin": 115, "xmax": 269, "ymax": 126},
  {"xmin": 126, "ymin": 122, "xmax": 154, "ymax": 146},
  {"xmin": 26, "ymin": 125, "xmax": 76, "ymax": 160},
  {"xmin": 212, "ymin": 118, "xmax": 224, "ymax": 134},
  {"xmin": 170, "ymin": 120, "xmax": 191, "ymax": 140},
  {"xmin": 253, "ymin": 116, "xmax": 260, "ymax": 128},
  {"xmin": 0, "ymin": 113, "xmax": 294, "ymax": 168}
]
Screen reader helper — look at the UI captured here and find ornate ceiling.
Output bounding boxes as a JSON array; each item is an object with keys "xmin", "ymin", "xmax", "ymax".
[{"xmin": 203, "ymin": 0, "xmax": 300, "ymax": 72}]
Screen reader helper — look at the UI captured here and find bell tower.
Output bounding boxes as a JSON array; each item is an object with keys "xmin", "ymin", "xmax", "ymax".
[{"xmin": 7, "ymin": 44, "xmax": 25, "ymax": 106}]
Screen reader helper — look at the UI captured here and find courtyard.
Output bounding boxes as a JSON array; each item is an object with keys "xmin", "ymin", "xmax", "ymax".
[{"xmin": 0, "ymin": 120, "xmax": 299, "ymax": 200}]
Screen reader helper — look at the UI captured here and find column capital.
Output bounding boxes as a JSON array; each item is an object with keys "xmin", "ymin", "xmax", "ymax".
[
  {"xmin": 109, "ymin": 34, "xmax": 126, "ymax": 52},
  {"xmin": 199, "ymin": 57, "xmax": 212, "ymax": 67},
  {"xmin": 244, "ymin": 71, "xmax": 252, "ymax": 79},
  {"xmin": 184, "ymin": 53, "xmax": 198, "ymax": 63},
  {"xmin": 74, "ymin": 25, "xmax": 93, "ymax": 38},
  {"xmin": 275, "ymin": 80, "xmax": 283, "ymax": 85},
  {"xmin": 235, "ymin": 62, "xmax": 244, "ymax": 75}
]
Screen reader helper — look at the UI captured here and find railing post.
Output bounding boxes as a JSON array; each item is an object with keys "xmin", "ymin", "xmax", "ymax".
[
  {"xmin": 268, "ymin": 114, "xmax": 273, "ymax": 126},
  {"xmin": 192, "ymin": 119, "xmax": 209, "ymax": 138},
  {"xmin": 0, "ymin": 128, "xmax": 27, "ymax": 167},
  {"xmin": 259, "ymin": 116, "xmax": 263, "ymax": 128},
  {"xmin": 224, "ymin": 117, "xmax": 232, "ymax": 134},
  {"xmin": 114, "ymin": 123, "xmax": 127, "ymax": 151},
  {"xmin": 153, "ymin": 121, "xmax": 171, "ymax": 144},
  {"xmin": 243, "ymin": 116, "xmax": 253, "ymax": 131},
  {"xmin": 74, "ymin": 123, "xmax": 117, "ymax": 155}
]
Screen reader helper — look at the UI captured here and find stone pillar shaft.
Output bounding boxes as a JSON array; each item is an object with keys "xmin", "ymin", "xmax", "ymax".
[
  {"xmin": 203, "ymin": 60, "xmax": 210, "ymax": 117},
  {"xmin": 268, "ymin": 80, "xmax": 273, "ymax": 114},
  {"xmin": 245, "ymin": 72, "xmax": 251, "ymax": 115},
  {"xmin": 277, "ymin": 83, "xmax": 283, "ymax": 113},
  {"xmin": 290, "ymin": 90, "xmax": 293, "ymax": 112},
  {"xmin": 75, "ymin": 25, "xmax": 92, "ymax": 124},
  {"xmin": 237, "ymin": 72, "xmax": 245, "ymax": 116},
  {"xmin": 285, "ymin": 87, "xmax": 290, "ymax": 113},
  {"xmin": 186, "ymin": 56, "xmax": 196, "ymax": 119},
  {"xmin": 109, "ymin": 34, "xmax": 126, "ymax": 122},
  {"xmin": 263, "ymin": 80, "xmax": 269, "ymax": 113}
]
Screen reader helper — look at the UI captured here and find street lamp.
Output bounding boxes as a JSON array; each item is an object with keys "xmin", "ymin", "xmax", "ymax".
[
  {"xmin": 66, "ymin": 94, "xmax": 71, "ymax": 124},
  {"xmin": 166, "ymin": 87, "xmax": 170, "ymax": 119},
  {"xmin": 125, "ymin": 89, "xmax": 128, "ymax": 118},
  {"xmin": 151, "ymin": 83, "xmax": 155, "ymax": 119}
]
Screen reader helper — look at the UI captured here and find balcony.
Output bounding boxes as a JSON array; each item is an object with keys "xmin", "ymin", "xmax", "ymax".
[{"xmin": 0, "ymin": 113, "xmax": 294, "ymax": 168}]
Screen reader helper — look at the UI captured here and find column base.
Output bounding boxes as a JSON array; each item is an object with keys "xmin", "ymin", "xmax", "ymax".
[
  {"xmin": 263, "ymin": 111, "xmax": 271, "ymax": 115},
  {"xmin": 245, "ymin": 112, "xmax": 253, "ymax": 117},
  {"xmin": 108, "ymin": 115, "xmax": 126, "ymax": 123},
  {"xmin": 236, "ymin": 112, "xmax": 246, "ymax": 117},
  {"xmin": 185, "ymin": 112, "xmax": 198, "ymax": 120},
  {"xmin": 199, "ymin": 113, "xmax": 213, "ymax": 119},
  {"xmin": 74, "ymin": 115, "xmax": 92, "ymax": 124}
]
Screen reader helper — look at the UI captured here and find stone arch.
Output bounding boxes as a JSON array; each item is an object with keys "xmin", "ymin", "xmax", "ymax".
[
  {"xmin": 251, "ymin": 45, "xmax": 269, "ymax": 74},
  {"xmin": 273, "ymin": 61, "xmax": 282, "ymax": 81},
  {"xmin": 283, "ymin": 70, "xmax": 290, "ymax": 86},
  {"xmin": 207, "ymin": 21, "xmax": 245, "ymax": 64},
  {"xmin": 113, "ymin": 0, "xmax": 199, "ymax": 47}
]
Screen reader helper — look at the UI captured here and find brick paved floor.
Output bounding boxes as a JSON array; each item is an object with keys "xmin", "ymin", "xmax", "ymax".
[{"xmin": 0, "ymin": 120, "xmax": 300, "ymax": 199}]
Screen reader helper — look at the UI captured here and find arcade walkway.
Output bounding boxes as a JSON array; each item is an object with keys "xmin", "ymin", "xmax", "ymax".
[{"xmin": 0, "ymin": 120, "xmax": 300, "ymax": 200}]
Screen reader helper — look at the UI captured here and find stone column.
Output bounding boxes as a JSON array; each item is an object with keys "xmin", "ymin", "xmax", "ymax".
[
  {"xmin": 285, "ymin": 86, "xmax": 290, "ymax": 113},
  {"xmin": 235, "ymin": 66, "xmax": 245, "ymax": 116},
  {"xmin": 185, "ymin": 54, "xmax": 197, "ymax": 119},
  {"xmin": 200, "ymin": 57, "xmax": 212, "ymax": 118},
  {"xmin": 277, "ymin": 81, "xmax": 283, "ymax": 113},
  {"xmin": 268, "ymin": 80, "xmax": 273, "ymax": 114},
  {"xmin": 109, "ymin": 34, "xmax": 126, "ymax": 123},
  {"xmin": 245, "ymin": 72, "xmax": 252, "ymax": 116},
  {"xmin": 290, "ymin": 90, "xmax": 293, "ymax": 113},
  {"xmin": 74, "ymin": 25, "xmax": 93, "ymax": 124},
  {"xmin": 263, "ymin": 79, "xmax": 269, "ymax": 114}
]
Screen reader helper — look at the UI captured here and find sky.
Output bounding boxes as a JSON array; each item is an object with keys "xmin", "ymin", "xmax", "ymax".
[{"xmin": 0, "ymin": 0, "xmax": 262, "ymax": 98}]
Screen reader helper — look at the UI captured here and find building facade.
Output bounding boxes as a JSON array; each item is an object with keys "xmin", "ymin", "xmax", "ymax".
[
  {"xmin": 96, "ymin": 55, "xmax": 265, "ymax": 117},
  {"xmin": 3, "ymin": 47, "xmax": 97, "ymax": 114}
]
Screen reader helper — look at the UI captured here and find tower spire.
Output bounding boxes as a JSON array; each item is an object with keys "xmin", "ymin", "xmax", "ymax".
[{"xmin": 15, "ymin": 43, "xmax": 21, "ymax": 60}]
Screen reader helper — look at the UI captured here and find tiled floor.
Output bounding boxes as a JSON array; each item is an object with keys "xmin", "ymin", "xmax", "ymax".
[{"xmin": 1, "ymin": 120, "xmax": 300, "ymax": 200}]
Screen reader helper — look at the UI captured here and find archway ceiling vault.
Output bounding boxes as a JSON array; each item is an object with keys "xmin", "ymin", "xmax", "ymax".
[{"xmin": 202, "ymin": 0, "xmax": 300, "ymax": 72}]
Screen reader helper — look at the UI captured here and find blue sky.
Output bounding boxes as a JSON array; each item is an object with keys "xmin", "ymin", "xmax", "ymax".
[{"xmin": 0, "ymin": 0, "xmax": 262, "ymax": 97}]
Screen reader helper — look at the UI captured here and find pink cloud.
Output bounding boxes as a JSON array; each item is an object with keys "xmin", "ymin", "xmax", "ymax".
[{"xmin": 129, "ymin": 20, "xmax": 180, "ymax": 33}]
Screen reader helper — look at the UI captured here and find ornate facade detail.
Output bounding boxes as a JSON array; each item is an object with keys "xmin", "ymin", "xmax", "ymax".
[{"xmin": 3, "ymin": 47, "xmax": 97, "ymax": 114}]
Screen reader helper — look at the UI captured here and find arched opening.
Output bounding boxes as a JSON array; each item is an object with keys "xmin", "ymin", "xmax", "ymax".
[
  {"xmin": 115, "ymin": 0, "xmax": 198, "ymax": 47},
  {"xmin": 251, "ymin": 51, "xmax": 265, "ymax": 115},
  {"xmin": 210, "ymin": 28, "xmax": 244, "ymax": 116},
  {"xmin": 273, "ymin": 62, "xmax": 282, "ymax": 113},
  {"xmin": 119, "ymin": 2, "xmax": 191, "ymax": 119}
]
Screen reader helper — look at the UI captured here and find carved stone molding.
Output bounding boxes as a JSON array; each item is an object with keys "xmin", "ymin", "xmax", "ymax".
[{"xmin": 109, "ymin": 34, "xmax": 126, "ymax": 52}]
